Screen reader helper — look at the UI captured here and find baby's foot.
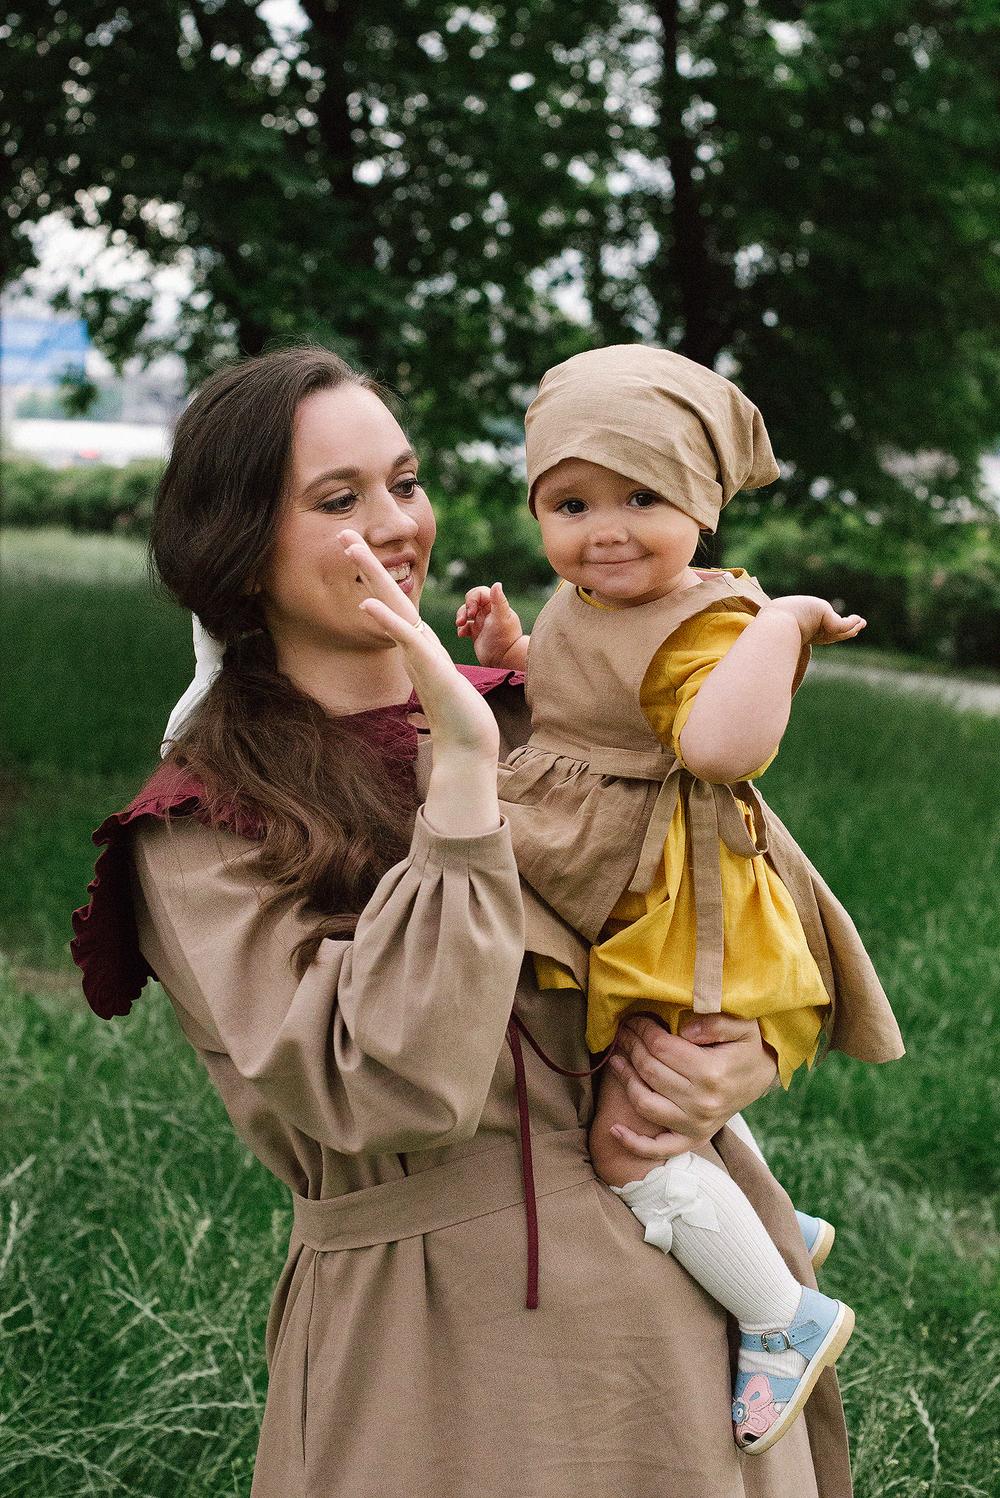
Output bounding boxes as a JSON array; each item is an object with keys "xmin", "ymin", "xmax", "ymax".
[
  {"xmin": 733, "ymin": 1287, "xmax": 855, "ymax": 1454},
  {"xmin": 794, "ymin": 1210, "xmax": 836, "ymax": 1271}
]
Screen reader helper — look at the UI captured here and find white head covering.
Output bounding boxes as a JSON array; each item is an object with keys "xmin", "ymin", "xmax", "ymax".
[{"xmin": 160, "ymin": 616, "xmax": 226, "ymax": 757}]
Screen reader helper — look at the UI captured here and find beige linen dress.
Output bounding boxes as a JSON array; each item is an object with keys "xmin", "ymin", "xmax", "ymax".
[{"xmin": 122, "ymin": 684, "xmax": 855, "ymax": 1498}]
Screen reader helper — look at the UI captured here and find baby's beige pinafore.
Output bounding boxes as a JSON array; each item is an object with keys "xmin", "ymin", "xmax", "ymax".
[{"xmin": 498, "ymin": 573, "xmax": 904, "ymax": 1063}]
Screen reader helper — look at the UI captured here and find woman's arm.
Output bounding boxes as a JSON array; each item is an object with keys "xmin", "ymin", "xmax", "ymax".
[
  {"xmin": 133, "ymin": 539, "xmax": 527, "ymax": 1158},
  {"xmin": 134, "ymin": 801, "xmax": 524, "ymax": 1159},
  {"xmin": 678, "ymin": 597, "xmax": 865, "ymax": 783}
]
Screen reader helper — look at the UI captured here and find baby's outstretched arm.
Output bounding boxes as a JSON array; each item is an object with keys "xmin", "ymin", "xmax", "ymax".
[
  {"xmin": 678, "ymin": 595, "xmax": 864, "ymax": 784},
  {"xmin": 455, "ymin": 582, "xmax": 529, "ymax": 670}
]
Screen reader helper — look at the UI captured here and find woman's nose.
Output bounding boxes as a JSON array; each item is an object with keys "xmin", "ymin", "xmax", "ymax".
[{"xmin": 365, "ymin": 490, "xmax": 420, "ymax": 544}]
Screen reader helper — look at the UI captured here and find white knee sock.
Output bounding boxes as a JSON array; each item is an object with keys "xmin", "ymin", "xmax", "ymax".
[
  {"xmin": 613, "ymin": 1154, "xmax": 808, "ymax": 1380},
  {"xmin": 725, "ymin": 1111, "xmax": 768, "ymax": 1165}
]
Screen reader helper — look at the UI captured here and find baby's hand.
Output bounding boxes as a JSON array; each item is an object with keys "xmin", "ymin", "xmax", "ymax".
[
  {"xmin": 455, "ymin": 582, "xmax": 528, "ymax": 668},
  {"xmin": 765, "ymin": 594, "xmax": 866, "ymax": 646}
]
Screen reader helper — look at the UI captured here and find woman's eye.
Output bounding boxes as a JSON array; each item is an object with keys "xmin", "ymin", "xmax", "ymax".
[
  {"xmin": 395, "ymin": 478, "xmax": 419, "ymax": 498},
  {"xmin": 317, "ymin": 493, "xmax": 357, "ymax": 513}
]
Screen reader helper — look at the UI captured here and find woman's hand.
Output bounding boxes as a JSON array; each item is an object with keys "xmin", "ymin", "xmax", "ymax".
[
  {"xmin": 605, "ymin": 1013, "xmax": 778, "ymax": 1162},
  {"xmin": 764, "ymin": 594, "xmax": 866, "ymax": 646},
  {"xmin": 456, "ymin": 582, "xmax": 529, "ymax": 670},
  {"xmin": 338, "ymin": 531, "xmax": 502, "ymax": 835}
]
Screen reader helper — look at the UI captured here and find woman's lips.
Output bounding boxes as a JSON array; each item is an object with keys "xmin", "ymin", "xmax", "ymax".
[{"xmin": 354, "ymin": 560, "xmax": 417, "ymax": 594}]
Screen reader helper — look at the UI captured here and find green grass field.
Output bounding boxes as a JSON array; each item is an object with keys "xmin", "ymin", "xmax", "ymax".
[{"xmin": 1, "ymin": 529, "xmax": 998, "ymax": 1495}]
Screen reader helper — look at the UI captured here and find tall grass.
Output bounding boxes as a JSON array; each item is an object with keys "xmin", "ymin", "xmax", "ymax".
[{"xmin": 1, "ymin": 529, "xmax": 997, "ymax": 1494}]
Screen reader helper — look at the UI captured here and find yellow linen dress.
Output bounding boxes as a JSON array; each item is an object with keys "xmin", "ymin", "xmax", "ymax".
[{"xmin": 535, "ymin": 591, "xmax": 831, "ymax": 1087}]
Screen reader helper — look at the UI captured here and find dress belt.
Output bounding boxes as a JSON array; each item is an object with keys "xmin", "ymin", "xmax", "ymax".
[
  {"xmin": 290, "ymin": 1018, "xmax": 608, "ymax": 1315},
  {"xmin": 291, "ymin": 1120, "xmax": 592, "ymax": 1254}
]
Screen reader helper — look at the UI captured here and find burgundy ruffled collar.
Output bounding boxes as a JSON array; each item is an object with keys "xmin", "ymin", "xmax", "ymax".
[{"xmin": 71, "ymin": 665, "xmax": 524, "ymax": 1020}]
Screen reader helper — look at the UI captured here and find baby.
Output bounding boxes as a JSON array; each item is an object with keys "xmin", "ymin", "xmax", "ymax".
[{"xmin": 457, "ymin": 345, "xmax": 901, "ymax": 1452}]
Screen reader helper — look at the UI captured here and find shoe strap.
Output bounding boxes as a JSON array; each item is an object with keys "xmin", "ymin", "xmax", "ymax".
[{"xmin": 739, "ymin": 1317, "xmax": 823, "ymax": 1355}]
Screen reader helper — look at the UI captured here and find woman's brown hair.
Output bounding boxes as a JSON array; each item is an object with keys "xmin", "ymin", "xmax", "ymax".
[{"xmin": 151, "ymin": 346, "xmax": 419, "ymax": 971}]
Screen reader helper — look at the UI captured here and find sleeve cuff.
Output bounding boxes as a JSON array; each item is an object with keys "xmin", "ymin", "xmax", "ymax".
[{"xmin": 410, "ymin": 804, "xmax": 514, "ymax": 870}]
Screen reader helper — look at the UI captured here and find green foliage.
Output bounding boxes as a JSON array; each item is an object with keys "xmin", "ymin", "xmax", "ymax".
[
  {"xmin": 429, "ymin": 461, "xmax": 555, "ymax": 593},
  {"xmin": 0, "ymin": 458, "xmax": 61, "ymax": 527},
  {"xmin": 15, "ymin": 383, "xmax": 124, "ymax": 421},
  {"xmin": 0, "ymin": 460, "xmax": 164, "ymax": 534},
  {"xmin": 724, "ymin": 510, "xmax": 1000, "ymax": 666},
  {"xmin": 913, "ymin": 550, "xmax": 1000, "ymax": 668},
  {"xmin": 5, "ymin": 1, "xmax": 998, "ymax": 565}
]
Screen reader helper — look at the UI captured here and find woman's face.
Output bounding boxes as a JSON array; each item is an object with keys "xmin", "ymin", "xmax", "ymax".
[{"xmin": 260, "ymin": 384, "xmax": 436, "ymax": 659}]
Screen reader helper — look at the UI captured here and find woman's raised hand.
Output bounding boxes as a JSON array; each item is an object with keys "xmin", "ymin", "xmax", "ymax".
[{"xmin": 338, "ymin": 531, "xmax": 501, "ymax": 834}]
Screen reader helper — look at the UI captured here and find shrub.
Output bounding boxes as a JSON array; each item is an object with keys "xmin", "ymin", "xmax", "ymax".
[
  {"xmin": 723, "ymin": 515, "xmax": 914, "ymax": 650},
  {"xmin": 724, "ymin": 511, "xmax": 1000, "ymax": 666},
  {"xmin": 111, "ymin": 459, "xmax": 165, "ymax": 534},
  {"xmin": 0, "ymin": 457, "xmax": 164, "ymax": 533},
  {"xmin": 913, "ymin": 556, "xmax": 1000, "ymax": 668},
  {"xmin": 0, "ymin": 456, "xmax": 63, "ymax": 527},
  {"xmin": 56, "ymin": 464, "xmax": 125, "ymax": 532}
]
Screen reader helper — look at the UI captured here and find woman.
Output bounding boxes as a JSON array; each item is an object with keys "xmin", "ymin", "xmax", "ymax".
[{"xmin": 72, "ymin": 347, "xmax": 852, "ymax": 1497}]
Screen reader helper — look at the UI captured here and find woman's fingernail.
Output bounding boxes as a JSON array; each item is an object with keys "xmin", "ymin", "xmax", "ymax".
[
  {"xmin": 686, "ymin": 1022, "xmax": 704, "ymax": 1039},
  {"xmin": 609, "ymin": 1055, "xmax": 625, "ymax": 1073}
]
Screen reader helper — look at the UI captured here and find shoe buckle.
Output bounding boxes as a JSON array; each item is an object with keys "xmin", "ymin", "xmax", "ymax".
[{"xmin": 761, "ymin": 1329, "xmax": 791, "ymax": 1354}]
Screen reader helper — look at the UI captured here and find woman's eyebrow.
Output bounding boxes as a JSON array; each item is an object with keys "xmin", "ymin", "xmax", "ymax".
[{"xmin": 302, "ymin": 450, "xmax": 418, "ymax": 497}]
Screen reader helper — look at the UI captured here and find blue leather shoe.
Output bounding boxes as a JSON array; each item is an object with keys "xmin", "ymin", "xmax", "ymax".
[
  {"xmin": 795, "ymin": 1210, "xmax": 836, "ymax": 1271},
  {"xmin": 732, "ymin": 1287, "xmax": 855, "ymax": 1454}
]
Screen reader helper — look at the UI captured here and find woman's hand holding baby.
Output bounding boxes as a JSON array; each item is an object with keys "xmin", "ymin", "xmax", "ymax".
[
  {"xmin": 456, "ymin": 583, "xmax": 529, "ymax": 671},
  {"xmin": 590, "ymin": 1014, "xmax": 779, "ymax": 1184}
]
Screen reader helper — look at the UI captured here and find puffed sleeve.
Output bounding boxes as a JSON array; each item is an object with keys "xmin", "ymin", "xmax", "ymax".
[
  {"xmin": 130, "ymin": 807, "xmax": 525, "ymax": 1155},
  {"xmin": 640, "ymin": 609, "xmax": 778, "ymax": 779}
]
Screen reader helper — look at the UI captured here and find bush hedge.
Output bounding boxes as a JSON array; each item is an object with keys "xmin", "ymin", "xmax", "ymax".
[
  {"xmin": 1, "ymin": 455, "xmax": 162, "ymax": 535},
  {"xmin": 3, "ymin": 455, "xmax": 998, "ymax": 668},
  {"xmin": 723, "ymin": 514, "xmax": 1000, "ymax": 669}
]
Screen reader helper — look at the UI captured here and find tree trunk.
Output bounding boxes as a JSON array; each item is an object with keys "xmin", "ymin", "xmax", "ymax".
[
  {"xmin": 650, "ymin": 0, "xmax": 726, "ymax": 562},
  {"xmin": 298, "ymin": 0, "xmax": 382, "ymax": 356}
]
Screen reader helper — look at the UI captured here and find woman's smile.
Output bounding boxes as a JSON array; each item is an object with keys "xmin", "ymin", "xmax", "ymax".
[{"xmin": 356, "ymin": 556, "xmax": 416, "ymax": 594}]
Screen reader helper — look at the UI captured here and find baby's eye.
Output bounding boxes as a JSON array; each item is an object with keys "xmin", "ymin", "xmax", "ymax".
[
  {"xmin": 556, "ymin": 498, "xmax": 587, "ymax": 515},
  {"xmin": 629, "ymin": 491, "xmax": 662, "ymax": 508},
  {"xmin": 317, "ymin": 493, "xmax": 357, "ymax": 514}
]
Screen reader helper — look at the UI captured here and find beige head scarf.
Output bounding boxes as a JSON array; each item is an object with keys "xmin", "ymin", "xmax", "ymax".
[{"xmin": 524, "ymin": 344, "xmax": 779, "ymax": 532}]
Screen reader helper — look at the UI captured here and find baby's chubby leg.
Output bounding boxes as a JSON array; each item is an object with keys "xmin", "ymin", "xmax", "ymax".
[{"xmin": 589, "ymin": 1061, "xmax": 674, "ymax": 1188}]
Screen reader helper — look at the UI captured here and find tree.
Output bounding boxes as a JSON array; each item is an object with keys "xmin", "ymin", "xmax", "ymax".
[
  {"xmin": 4, "ymin": 2, "xmax": 998, "ymax": 579},
  {"xmin": 579, "ymin": 1, "xmax": 1000, "ymax": 556}
]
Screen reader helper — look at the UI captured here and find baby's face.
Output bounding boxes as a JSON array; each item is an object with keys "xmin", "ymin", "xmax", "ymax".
[{"xmin": 533, "ymin": 457, "xmax": 702, "ymax": 606}]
